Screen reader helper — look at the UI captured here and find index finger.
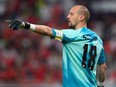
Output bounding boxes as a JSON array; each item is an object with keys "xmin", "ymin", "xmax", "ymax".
[{"xmin": 5, "ymin": 20, "xmax": 13, "ymax": 23}]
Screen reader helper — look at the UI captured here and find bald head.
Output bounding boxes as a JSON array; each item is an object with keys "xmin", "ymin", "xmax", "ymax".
[
  {"xmin": 71, "ymin": 5, "xmax": 90, "ymax": 21},
  {"xmin": 67, "ymin": 5, "xmax": 90, "ymax": 29}
]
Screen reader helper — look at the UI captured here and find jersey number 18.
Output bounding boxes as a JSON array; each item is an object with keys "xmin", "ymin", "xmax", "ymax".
[{"xmin": 82, "ymin": 44, "xmax": 97, "ymax": 70}]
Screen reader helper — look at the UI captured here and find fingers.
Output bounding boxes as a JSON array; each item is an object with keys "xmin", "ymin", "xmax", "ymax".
[
  {"xmin": 9, "ymin": 21, "xmax": 17, "ymax": 28},
  {"xmin": 10, "ymin": 21, "xmax": 22, "ymax": 30},
  {"xmin": 6, "ymin": 19, "xmax": 14, "ymax": 28},
  {"xmin": 5, "ymin": 20, "xmax": 13, "ymax": 23},
  {"xmin": 11, "ymin": 21, "xmax": 21, "ymax": 30},
  {"xmin": 6, "ymin": 19, "xmax": 22, "ymax": 30}
]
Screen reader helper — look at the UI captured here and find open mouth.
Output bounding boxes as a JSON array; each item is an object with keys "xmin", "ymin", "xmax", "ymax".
[{"xmin": 68, "ymin": 20, "xmax": 71, "ymax": 26}]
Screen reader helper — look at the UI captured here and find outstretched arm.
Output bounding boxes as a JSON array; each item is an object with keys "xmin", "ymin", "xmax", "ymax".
[
  {"xmin": 6, "ymin": 20, "xmax": 53, "ymax": 37},
  {"xmin": 33, "ymin": 25, "xmax": 52, "ymax": 36}
]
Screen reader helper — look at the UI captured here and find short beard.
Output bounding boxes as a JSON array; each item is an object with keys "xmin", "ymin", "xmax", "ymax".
[{"xmin": 69, "ymin": 26, "xmax": 75, "ymax": 29}]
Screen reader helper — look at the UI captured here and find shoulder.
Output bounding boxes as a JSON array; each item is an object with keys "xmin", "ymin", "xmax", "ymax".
[
  {"xmin": 62, "ymin": 29, "xmax": 78, "ymax": 38},
  {"xmin": 82, "ymin": 27, "xmax": 103, "ymax": 44},
  {"xmin": 62, "ymin": 29, "xmax": 76, "ymax": 33},
  {"xmin": 81, "ymin": 27, "xmax": 95, "ymax": 34}
]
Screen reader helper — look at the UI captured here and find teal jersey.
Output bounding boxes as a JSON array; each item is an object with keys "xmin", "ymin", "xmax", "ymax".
[{"xmin": 52, "ymin": 27, "xmax": 106, "ymax": 87}]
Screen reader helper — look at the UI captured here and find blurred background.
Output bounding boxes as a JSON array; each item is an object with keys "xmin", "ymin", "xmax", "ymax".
[{"xmin": 0, "ymin": 0, "xmax": 116, "ymax": 87}]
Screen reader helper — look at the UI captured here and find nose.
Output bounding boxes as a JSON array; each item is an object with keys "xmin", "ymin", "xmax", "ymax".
[{"xmin": 67, "ymin": 15, "xmax": 70, "ymax": 20}]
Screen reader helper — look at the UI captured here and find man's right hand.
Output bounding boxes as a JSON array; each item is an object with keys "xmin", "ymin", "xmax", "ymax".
[{"xmin": 6, "ymin": 20, "xmax": 24, "ymax": 30}]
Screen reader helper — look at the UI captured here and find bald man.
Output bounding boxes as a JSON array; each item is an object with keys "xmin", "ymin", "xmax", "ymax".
[{"xmin": 7, "ymin": 5, "xmax": 106, "ymax": 87}]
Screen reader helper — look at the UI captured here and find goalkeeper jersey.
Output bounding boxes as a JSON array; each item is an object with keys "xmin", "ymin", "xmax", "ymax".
[{"xmin": 52, "ymin": 27, "xmax": 106, "ymax": 87}]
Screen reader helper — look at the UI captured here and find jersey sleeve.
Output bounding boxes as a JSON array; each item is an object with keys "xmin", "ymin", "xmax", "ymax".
[
  {"xmin": 52, "ymin": 28, "xmax": 63, "ymax": 41},
  {"xmin": 52, "ymin": 28, "xmax": 79, "ymax": 43},
  {"xmin": 97, "ymin": 48, "xmax": 106, "ymax": 65}
]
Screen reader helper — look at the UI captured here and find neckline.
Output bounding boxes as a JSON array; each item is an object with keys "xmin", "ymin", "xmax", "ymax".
[{"xmin": 76, "ymin": 27, "xmax": 85, "ymax": 31}]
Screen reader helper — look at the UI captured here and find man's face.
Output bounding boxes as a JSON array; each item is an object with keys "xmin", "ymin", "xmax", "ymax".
[{"xmin": 67, "ymin": 8, "xmax": 81, "ymax": 29}]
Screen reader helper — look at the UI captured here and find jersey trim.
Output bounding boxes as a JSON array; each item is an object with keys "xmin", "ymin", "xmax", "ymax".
[{"xmin": 52, "ymin": 28, "xmax": 63, "ymax": 41}]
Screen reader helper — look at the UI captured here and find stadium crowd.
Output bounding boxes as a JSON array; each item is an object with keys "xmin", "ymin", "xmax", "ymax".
[{"xmin": 0, "ymin": 0, "xmax": 116, "ymax": 87}]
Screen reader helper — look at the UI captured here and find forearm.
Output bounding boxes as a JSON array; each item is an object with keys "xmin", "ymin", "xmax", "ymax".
[
  {"xmin": 97, "ymin": 70, "xmax": 105, "ymax": 82},
  {"xmin": 97, "ymin": 63, "xmax": 106, "ymax": 87},
  {"xmin": 34, "ymin": 25, "xmax": 53, "ymax": 36},
  {"xmin": 22, "ymin": 22, "xmax": 53, "ymax": 36},
  {"xmin": 97, "ymin": 63, "xmax": 106, "ymax": 82}
]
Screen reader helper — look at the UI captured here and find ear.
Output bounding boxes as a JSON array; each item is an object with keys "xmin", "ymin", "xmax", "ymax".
[{"xmin": 79, "ymin": 15, "xmax": 85, "ymax": 22}]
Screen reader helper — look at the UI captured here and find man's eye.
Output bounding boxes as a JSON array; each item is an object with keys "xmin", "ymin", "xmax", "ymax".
[
  {"xmin": 69, "ymin": 12, "xmax": 74, "ymax": 16},
  {"xmin": 70, "ymin": 13, "xmax": 74, "ymax": 16}
]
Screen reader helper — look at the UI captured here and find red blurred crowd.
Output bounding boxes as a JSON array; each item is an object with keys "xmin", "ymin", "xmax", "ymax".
[{"xmin": 0, "ymin": 0, "xmax": 116, "ymax": 86}]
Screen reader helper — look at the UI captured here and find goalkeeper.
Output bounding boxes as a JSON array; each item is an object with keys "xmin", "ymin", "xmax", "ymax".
[{"xmin": 6, "ymin": 5, "xmax": 106, "ymax": 87}]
